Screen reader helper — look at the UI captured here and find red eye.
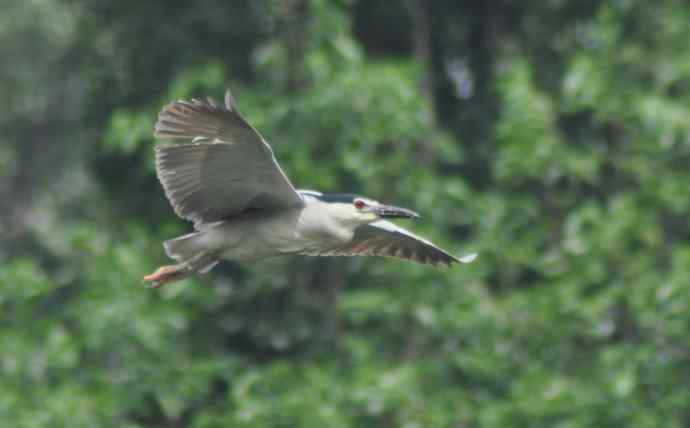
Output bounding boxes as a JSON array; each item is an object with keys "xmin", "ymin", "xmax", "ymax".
[{"xmin": 354, "ymin": 200, "xmax": 365, "ymax": 209}]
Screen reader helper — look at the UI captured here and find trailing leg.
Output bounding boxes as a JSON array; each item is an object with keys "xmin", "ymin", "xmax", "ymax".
[{"xmin": 143, "ymin": 231, "xmax": 220, "ymax": 288}]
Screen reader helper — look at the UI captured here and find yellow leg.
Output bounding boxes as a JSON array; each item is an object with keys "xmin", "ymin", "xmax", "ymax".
[{"xmin": 142, "ymin": 264, "xmax": 191, "ymax": 288}]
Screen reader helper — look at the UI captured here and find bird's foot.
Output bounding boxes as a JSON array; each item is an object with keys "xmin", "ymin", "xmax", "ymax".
[{"xmin": 143, "ymin": 265, "xmax": 190, "ymax": 288}]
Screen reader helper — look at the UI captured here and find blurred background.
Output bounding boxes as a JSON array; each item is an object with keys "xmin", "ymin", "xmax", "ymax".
[{"xmin": 3, "ymin": 0, "xmax": 690, "ymax": 426}]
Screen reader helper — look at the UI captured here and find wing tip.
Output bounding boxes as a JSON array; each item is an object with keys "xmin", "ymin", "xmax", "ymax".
[
  {"xmin": 437, "ymin": 252, "xmax": 477, "ymax": 268},
  {"xmin": 458, "ymin": 253, "xmax": 478, "ymax": 264},
  {"xmin": 225, "ymin": 89, "xmax": 237, "ymax": 111},
  {"xmin": 153, "ymin": 90, "xmax": 236, "ymax": 140}
]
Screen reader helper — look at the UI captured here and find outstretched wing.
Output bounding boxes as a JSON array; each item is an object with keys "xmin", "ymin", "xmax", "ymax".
[
  {"xmin": 327, "ymin": 220, "xmax": 477, "ymax": 267},
  {"xmin": 154, "ymin": 90, "xmax": 303, "ymax": 227}
]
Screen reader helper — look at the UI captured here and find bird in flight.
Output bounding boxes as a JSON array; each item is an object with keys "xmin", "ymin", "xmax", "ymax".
[{"xmin": 143, "ymin": 90, "xmax": 476, "ymax": 287}]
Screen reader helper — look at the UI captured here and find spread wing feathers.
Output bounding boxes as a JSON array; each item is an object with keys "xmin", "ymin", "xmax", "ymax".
[
  {"xmin": 153, "ymin": 91, "xmax": 303, "ymax": 227},
  {"xmin": 325, "ymin": 220, "xmax": 477, "ymax": 267}
]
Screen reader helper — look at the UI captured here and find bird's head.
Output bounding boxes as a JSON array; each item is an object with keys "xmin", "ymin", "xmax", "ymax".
[
  {"xmin": 350, "ymin": 196, "xmax": 420, "ymax": 223},
  {"xmin": 304, "ymin": 192, "xmax": 419, "ymax": 227}
]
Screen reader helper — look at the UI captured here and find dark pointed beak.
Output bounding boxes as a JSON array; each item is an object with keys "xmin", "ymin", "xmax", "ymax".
[{"xmin": 374, "ymin": 204, "xmax": 420, "ymax": 219}]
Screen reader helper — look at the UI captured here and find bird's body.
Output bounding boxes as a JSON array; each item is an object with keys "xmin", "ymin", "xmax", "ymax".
[
  {"xmin": 173, "ymin": 199, "xmax": 352, "ymax": 263},
  {"xmin": 143, "ymin": 90, "xmax": 476, "ymax": 287}
]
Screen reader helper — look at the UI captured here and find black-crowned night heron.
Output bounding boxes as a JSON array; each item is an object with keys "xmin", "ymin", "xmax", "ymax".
[{"xmin": 144, "ymin": 90, "xmax": 476, "ymax": 287}]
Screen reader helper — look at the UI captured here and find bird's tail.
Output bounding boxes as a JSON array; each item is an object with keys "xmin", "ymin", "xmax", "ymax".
[
  {"xmin": 143, "ymin": 232, "xmax": 219, "ymax": 288},
  {"xmin": 164, "ymin": 232, "xmax": 202, "ymax": 261},
  {"xmin": 163, "ymin": 232, "xmax": 219, "ymax": 274}
]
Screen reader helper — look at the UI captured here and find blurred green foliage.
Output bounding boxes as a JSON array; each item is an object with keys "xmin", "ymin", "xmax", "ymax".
[{"xmin": 3, "ymin": 0, "xmax": 690, "ymax": 426}]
